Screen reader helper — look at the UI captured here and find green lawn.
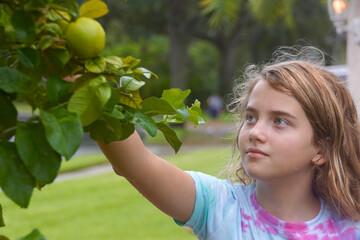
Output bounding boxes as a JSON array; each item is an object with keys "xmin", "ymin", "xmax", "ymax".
[
  {"xmin": 59, "ymin": 153, "xmax": 108, "ymax": 173},
  {"xmin": 0, "ymin": 146, "xmax": 231, "ymax": 240}
]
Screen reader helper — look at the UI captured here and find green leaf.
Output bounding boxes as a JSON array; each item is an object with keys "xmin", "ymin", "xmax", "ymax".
[
  {"xmin": 141, "ymin": 97, "xmax": 176, "ymax": 116},
  {"xmin": 10, "ymin": 10, "xmax": 36, "ymax": 43},
  {"xmin": 132, "ymin": 112, "xmax": 157, "ymax": 137},
  {"xmin": 122, "ymin": 56, "xmax": 141, "ymax": 69},
  {"xmin": 133, "ymin": 67, "xmax": 158, "ymax": 79},
  {"xmin": 15, "ymin": 124, "xmax": 61, "ymax": 185},
  {"xmin": 105, "ymin": 105, "xmax": 125, "ymax": 119},
  {"xmin": 85, "ymin": 57, "xmax": 106, "ymax": 73},
  {"xmin": 46, "ymin": 75, "xmax": 73, "ymax": 105},
  {"xmin": 64, "ymin": 0, "xmax": 80, "ymax": 19},
  {"xmin": 17, "ymin": 47, "xmax": 40, "ymax": 68},
  {"xmin": 120, "ymin": 76, "xmax": 145, "ymax": 92},
  {"xmin": 46, "ymin": 10, "xmax": 63, "ymax": 22},
  {"xmin": 0, "ymin": 142, "xmax": 35, "ymax": 208},
  {"xmin": 0, "ymin": 67, "xmax": 31, "ymax": 93},
  {"xmin": 72, "ymin": 73, "xmax": 97, "ymax": 91},
  {"xmin": 39, "ymin": 35, "xmax": 54, "ymax": 51},
  {"xmin": 27, "ymin": 0, "xmax": 49, "ymax": 8},
  {"xmin": 118, "ymin": 91, "xmax": 142, "ymax": 108},
  {"xmin": 46, "ymin": 48, "xmax": 71, "ymax": 68},
  {"xmin": 104, "ymin": 88, "xmax": 120, "ymax": 112},
  {"xmin": 79, "ymin": 0, "xmax": 108, "ymax": 19},
  {"xmin": 0, "ymin": 236, "xmax": 10, "ymax": 240},
  {"xmin": 0, "ymin": 204, "xmax": 4, "ymax": 227},
  {"xmin": 161, "ymin": 88, "xmax": 191, "ymax": 119},
  {"xmin": 51, "ymin": 1, "xmax": 79, "ymax": 19},
  {"xmin": 0, "ymin": 93, "xmax": 17, "ymax": 140},
  {"xmin": 40, "ymin": 108, "xmax": 83, "ymax": 160},
  {"xmin": 68, "ymin": 76, "xmax": 111, "ymax": 126},
  {"xmin": 1, "ymin": 8, "xmax": 18, "ymax": 43},
  {"xmin": 25, "ymin": 83, "xmax": 48, "ymax": 110},
  {"xmin": 187, "ymin": 99, "xmax": 205, "ymax": 127},
  {"xmin": 157, "ymin": 123, "xmax": 182, "ymax": 153},
  {"xmin": 44, "ymin": 22, "xmax": 62, "ymax": 37},
  {"xmin": 174, "ymin": 107, "xmax": 190, "ymax": 119},
  {"xmin": 161, "ymin": 88, "xmax": 191, "ymax": 109},
  {"xmin": 104, "ymin": 57, "xmax": 125, "ymax": 75},
  {"xmin": 163, "ymin": 114, "xmax": 186, "ymax": 124},
  {"xmin": 17, "ymin": 228, "xmax": 47, "ymax": 240},
  {"xmin": 84, "ymin": 119, "xmax": 106, "ymax": 141},
  {"xmin": 104, "ymin": 56, "xmax": 124, "ymax": 68},
  {"xmin": 85, "ymin": 117, "xmax": 134, "ymax": 144}
]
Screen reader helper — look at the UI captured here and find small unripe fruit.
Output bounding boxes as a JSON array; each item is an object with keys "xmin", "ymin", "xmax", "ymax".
[{"xmin": 66, "ymin": 17, "xmax": 105, "ymax": 60}]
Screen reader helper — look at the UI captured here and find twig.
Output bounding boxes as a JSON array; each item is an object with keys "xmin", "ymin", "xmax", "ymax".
[
  {"xmin": 0, "ymin": 115, "xmax": 39, "ymax": 138},
  {"xmin": 48, "ymin": 101, "xmax": 69, "ymax": 110},
  {"xmin": 53, "ymin": 9, "xmax": 71, "ymax": 23}
]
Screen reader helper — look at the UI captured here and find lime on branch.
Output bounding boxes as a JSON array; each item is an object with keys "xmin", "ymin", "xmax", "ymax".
[
  {"xmin": 0, "ymin": 0, "xmax": 204, "ymax": 238},
  {"xmin": 66, "ymin": 17, "xmax": 106, "ymax": 60}
]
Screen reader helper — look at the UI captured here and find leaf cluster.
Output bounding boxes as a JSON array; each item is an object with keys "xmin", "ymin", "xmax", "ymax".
[{"xmin": 0, "ymin": 0, "xmax": 204, "ymax": 237}]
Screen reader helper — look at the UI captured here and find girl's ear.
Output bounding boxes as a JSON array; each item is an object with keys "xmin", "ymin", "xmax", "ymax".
[
  {"xmin": 312, "ymin": 138, "xmax": 329, "ymax": 166},
  {"xmin": 312, "ymin": 154, "xmax": 326, "ymax": 166},
  {"xmin": 312, "ymin": 147, "xmax": 326, "ymax": 166}
]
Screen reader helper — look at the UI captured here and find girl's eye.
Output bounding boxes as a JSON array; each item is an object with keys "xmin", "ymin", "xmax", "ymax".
[
  {"xmin": 245, "ymin": 114, "xmax": 256, "ymax": 123},
  {"xmin": 274, "ymin": 118, "xmax": 288, "ymax": 126}
]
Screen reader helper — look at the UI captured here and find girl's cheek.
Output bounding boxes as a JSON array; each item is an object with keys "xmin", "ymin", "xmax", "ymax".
[{"xmin": 238, "ymin": 129, "xmax": 247, "ymax": 152}]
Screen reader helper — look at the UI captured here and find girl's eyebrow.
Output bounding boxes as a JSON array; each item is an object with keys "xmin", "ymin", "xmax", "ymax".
[
  {"xmin": 245, "ymin": 106, "xmax": 257, "ymax": 113},
  {"xmin": 270, "ymin": 110, "xmax": 298, "ymax": 121},
  {"xmin": 246, "ymin": 106, "xmax": 298, "ymax": 121}
]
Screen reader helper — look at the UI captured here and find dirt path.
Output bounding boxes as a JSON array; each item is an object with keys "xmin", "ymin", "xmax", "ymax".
[
  {"xmin": 53, "ymin": 122, "xmax": 236, "ymax": 182},
  {"xmin": 55, "ymin": 142, "xmax": 230, "ymax": 182}
]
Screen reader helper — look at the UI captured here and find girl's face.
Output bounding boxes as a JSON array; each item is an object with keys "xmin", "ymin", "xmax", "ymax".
[{"xmin": 238, "ymin": 79, "xmax": 322, "ymax": 182}]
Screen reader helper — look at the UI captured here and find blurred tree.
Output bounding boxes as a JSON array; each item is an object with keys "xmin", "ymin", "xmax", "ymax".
[
  {"xmin": 168, "ymin": 0, "xmax": 196, "ymax": 90},
  {"xmin": 88, "ymin": 0, "xmax": 340, "ymax": 101},
  {"xmin": 95, "ymin": 0, "xmax": 199, "ymax": 91},
  {"xmin": 200, "ymin": 0, "xmax": 338, "ymax": 96}
]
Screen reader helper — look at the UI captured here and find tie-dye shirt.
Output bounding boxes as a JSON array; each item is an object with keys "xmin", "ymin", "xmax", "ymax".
[{"xmin": 175, "ymin": 171, "xmax": 360, "ymax": 240}]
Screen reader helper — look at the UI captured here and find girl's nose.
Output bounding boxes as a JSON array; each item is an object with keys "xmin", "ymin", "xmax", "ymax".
[{"xmin": 248, "ymin": 122, "xmax": 267, "ymax": 142}]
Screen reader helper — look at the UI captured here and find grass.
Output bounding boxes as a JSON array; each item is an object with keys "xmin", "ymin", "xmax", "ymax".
[
  {"xmin": 59, "ymin": 153, "xmax": 108, "ymax": 173},
  {"xmin": 0, "ymin": 146, "xmax": 232, "ymax": 240}
]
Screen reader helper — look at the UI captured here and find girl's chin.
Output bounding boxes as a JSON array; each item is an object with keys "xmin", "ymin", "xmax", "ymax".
[{"xmin": 243, "ymin": 165, "xmax": 270, "ymax": 182}]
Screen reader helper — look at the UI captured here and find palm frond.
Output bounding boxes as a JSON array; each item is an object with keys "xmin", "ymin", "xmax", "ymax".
[{"xmin": 199, "ymin": 0, "xmax": 242, "ymax": 29}]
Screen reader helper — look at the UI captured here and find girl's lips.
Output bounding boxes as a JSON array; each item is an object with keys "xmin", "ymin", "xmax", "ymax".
[{"xmin": 246, "ymin": 148, "xmax": 268, "ymax": 158}]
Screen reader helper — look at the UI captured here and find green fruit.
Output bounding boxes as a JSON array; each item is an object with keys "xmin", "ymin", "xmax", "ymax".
[{"xmin": 66, "ymin": 17, "xmax": 105, "ymax": 60}]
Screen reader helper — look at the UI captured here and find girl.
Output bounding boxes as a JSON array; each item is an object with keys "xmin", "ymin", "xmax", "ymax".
[{"xmin": 98, "ymin": 48, "xmax": 360, "ymax": 239}]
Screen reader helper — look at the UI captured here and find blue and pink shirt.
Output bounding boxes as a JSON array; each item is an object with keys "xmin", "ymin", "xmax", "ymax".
[{"xmin": 175, "ymin": 171, "xmax": 360, "ymax": 240}]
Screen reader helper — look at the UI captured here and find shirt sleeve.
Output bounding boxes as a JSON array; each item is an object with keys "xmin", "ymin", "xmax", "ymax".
[{"xmin": 174, "ymin": 171, "xmax": 240, "ymax": 239}]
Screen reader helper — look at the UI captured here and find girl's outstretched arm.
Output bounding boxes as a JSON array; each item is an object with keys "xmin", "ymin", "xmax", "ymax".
[{"xmin": 97, "ymin": 132, "xmax": 195, "ymax": 223}]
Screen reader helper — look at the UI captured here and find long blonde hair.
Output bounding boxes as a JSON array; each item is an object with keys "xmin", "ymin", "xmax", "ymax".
[{"xmin": 224, "ymin": 47, "xmax": 360, "ymax": 221}]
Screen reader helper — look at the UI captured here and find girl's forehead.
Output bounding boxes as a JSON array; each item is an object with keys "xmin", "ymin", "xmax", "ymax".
[
  {"xmin": 247, "ymin": 80, "xmax": 303, "ymax": 113},
  {"xmin": 249, "ymin": 79, "xmax": 284, "ymax": 97}
]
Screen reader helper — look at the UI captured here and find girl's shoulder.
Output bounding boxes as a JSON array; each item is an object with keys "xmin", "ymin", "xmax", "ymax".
[
  {"xmin": 320, "ymin": 202, "xmax": 360, "ymax": 236},
  {"xmin": 185, "ymin": 171, "xmax": 255, "ymax": 201},
  {"xmin": 186, "ymin": 171, "xmax": 254, "ymax": 188}
]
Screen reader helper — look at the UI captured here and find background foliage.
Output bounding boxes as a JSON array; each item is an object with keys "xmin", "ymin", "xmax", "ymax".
[{"xmin": 99, "ymin": 0, "xmax": 344, "ymax": 104}]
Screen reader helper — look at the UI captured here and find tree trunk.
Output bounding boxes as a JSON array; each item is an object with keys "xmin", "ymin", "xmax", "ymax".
[
  {"xmin": 168, "ymin": 0, "xmax": 191, "ymax": 90},
  {"xmin": 168, "ymin": 29, "xmax": 189, "ymax": 90},
  {"xmin": 218, "ymin": 42, "xmax": 237, "ymax": 98}
]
